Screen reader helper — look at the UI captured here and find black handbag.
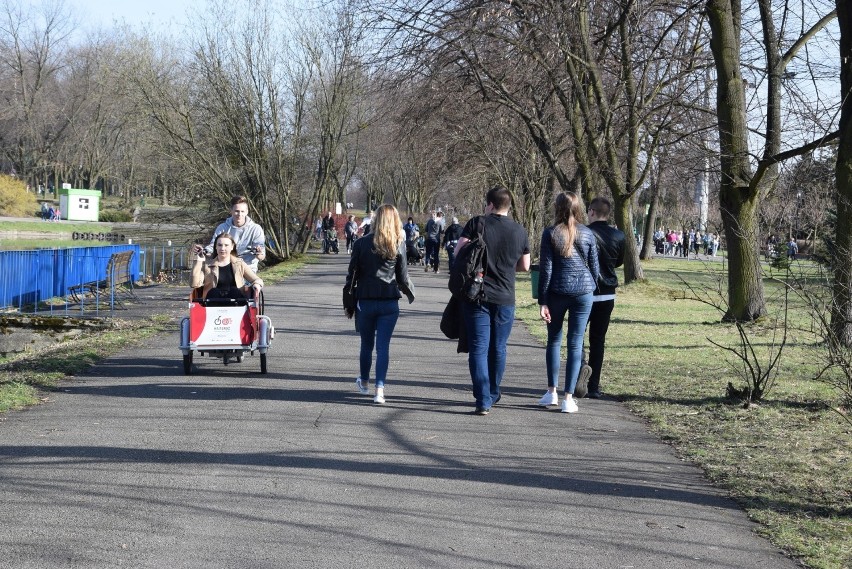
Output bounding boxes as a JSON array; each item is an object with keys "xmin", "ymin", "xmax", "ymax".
[{"xmin": 343, "ymin": 270, "xmax": 357, "ymax": 317}]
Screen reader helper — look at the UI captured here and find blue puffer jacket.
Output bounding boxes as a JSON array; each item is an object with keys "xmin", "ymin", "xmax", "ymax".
[{"xmin": 538, "ymin": 224, "xmax": 600, "ymax": 304}]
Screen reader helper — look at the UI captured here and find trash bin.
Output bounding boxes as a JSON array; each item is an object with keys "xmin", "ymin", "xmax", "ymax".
[{"xmin": 530, "ymin": 263, "xmax": 539, "ymax": 299}]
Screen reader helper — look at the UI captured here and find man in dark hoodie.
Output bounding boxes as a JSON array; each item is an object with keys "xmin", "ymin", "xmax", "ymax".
[
  {"xmin": 201, "ymin": 195, "xmax": 267, "ymax": 272},
  {"xmin": 584, "ymin": 197, "xmax": 625, "ymax": 399}
]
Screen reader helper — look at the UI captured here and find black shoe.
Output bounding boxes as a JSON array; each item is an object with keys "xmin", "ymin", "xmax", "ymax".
[
  {"xmin": 575, "ymin": 363, "xmax": 592, "ymax": 399},
  {"xmin": 474, "ymin": 407, "xmax": 490, "ymax": 416},
  {"xmin": 587, "ymin": 391, "xmax": 602, "ymax": 399}
]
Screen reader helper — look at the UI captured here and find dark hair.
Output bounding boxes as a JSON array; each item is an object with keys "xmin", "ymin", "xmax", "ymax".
[
  {"xmin": 230, "ymin": 195, "xmax": 248, "ymax": 207},
  {"xmin": 486, "ymin": 186, "xmax": 512, "ymax": 211},
  {"xmin": 214, "ymin": 232, "xmax": 239, "ymax": 259},
  {"xmin": 589, "ymin": 196, "xmax": 612, "ymax": 219}
]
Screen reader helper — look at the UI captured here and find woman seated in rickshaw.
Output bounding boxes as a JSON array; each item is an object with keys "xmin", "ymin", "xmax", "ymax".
[{"xmin": 191, "ymin": 233, "xmax": 264, "ymax": 301}]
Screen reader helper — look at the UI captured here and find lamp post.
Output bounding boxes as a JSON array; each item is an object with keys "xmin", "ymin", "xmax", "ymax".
[{"xmin": 795, "ymin": 190, "xmax": 802, "ymax": 238}]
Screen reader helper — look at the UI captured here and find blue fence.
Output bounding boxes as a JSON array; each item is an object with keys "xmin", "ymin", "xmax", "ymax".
[
  {"xmin": 0, "ymin": 244, "xmax": 197, "ymax": 316},
  {"xmin": 0, "ymin": 245, "xmax": 141, "ymax": 316}
]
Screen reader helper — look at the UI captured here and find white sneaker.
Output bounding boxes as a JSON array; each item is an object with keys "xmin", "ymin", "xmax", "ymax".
[
  {"xmin": 560, "ymin": 396, "xmax": 579, "ymax": 413},
  {"xmin": 538, "ymin": 391, "xmax": 558, "ymax": 406},
  {"xmin": 355, "ymin": 377, "xmax": 369, "ymax": 395},
  {"xmin": 374, "ymin": 387, "xmax": 385, "ymax": 404}
]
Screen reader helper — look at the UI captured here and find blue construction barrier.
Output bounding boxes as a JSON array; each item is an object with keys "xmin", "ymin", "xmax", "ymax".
[{"xmin": 0, "ymin": 245, "xmax": 140, "ymax": 314}]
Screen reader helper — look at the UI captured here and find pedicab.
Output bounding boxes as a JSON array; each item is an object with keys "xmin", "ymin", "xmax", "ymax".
[{"xmin": 179, "ymin": 287, "xmax": 274, "ymax": 375}]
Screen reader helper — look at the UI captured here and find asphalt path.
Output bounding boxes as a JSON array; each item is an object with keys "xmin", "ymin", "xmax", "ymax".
[{"xmin": 0, "ymin": 253, "xmax": 798, "ymax": 568}]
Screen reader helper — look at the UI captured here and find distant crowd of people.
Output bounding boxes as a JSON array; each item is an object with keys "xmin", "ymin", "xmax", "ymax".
[{"xmin": 652, "ymin": 228, "xmax": 719, "ymax": 258}]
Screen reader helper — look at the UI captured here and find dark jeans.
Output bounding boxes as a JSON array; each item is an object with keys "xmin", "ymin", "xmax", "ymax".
[
  {"xmin": 544, "ymin": 292, "xmax": 593, "ymax": 393},
  {"xmin": 461, "ymin": 301, "xmax": 515, "ymax": 410},
  {"xmin": 445, "ymin": 243, "xmax": 457, "ymax": 270},
  {"xmin": 587, "ymin": 298, "xmax": 615, "ymax": 394},
  {"xmin": 357, "ymin": 299, "xmax": 400, "ymax": 388},
  {"xmin": 425, "ymin": 239, "xmax": 440, "ymax": 270}
]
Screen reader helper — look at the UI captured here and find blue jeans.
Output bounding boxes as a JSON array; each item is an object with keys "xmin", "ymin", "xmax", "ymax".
[
  {"xmin": 544, "ymin": 292, "xmax": 593, "ymax": 394},
  {"xmin": 461, "ymin": 301, "xmax": 516, "ymax": 409},
  {"xmin": 357, "ymin": 299, "xmax": 400, "ymax": 388}
]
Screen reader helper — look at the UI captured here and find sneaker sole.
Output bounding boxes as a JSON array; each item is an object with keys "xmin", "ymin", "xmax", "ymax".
[{"xmin": 574, "ymin": 364, "xmax": 592, "ymax": 399}]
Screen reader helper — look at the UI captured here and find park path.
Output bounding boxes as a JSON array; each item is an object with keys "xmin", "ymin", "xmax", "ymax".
[{"xmin": 0, "ymin": 253, "xmax": 799, "ymax": 568}]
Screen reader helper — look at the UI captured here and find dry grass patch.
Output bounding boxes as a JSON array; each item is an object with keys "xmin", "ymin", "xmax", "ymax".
[{"xmin": 515, "ymin": 258, "xmax": 851, "ymax": 569}]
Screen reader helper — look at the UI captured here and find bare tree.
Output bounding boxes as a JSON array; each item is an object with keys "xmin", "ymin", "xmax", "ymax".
[
  {"xmin": 0, "ymin": 0, "xmax": 79, "ymax": 194},
  {"xmin": 706, "ymin": 0, "xmax": 838, "ymax": 320}
]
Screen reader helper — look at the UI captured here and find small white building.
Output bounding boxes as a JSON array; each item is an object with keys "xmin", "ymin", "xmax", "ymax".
[{"xmin": 59, "ymin": 188, "xmax": 102, "ymax": 222}]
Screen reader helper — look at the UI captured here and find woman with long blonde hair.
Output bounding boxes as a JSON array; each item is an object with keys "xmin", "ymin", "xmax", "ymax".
[
  {"xmin": 345, "ymin": 204, "xmax": 415, "ymax": 404},
  {"xmin": 537, "ymin": 192, "xmax": 600, "ymax": 413}
]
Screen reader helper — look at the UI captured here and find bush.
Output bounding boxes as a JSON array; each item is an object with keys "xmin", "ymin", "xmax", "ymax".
[
  {"xmin": 99, "ymin": 209, "xmax": 133, "ymax": 222},
  {"xmin": 0, "ymin": 175, "xmax": 37, "ymax": 217}
]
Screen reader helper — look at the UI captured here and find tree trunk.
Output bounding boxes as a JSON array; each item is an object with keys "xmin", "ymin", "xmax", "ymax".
[
  {"xmin": 833, "ymin": 0, "xmax": 852, "ymax": 346},
  {"xmin": 612, "ymin": 196, "xmax": 643, "ymax": 282},
  {"xmin": 708, "ymin": 0, "xmax": 767, "ymax": 321},
  {"xmin": 720, "ymin": 187, "xmax": 766, "ymax": 320}
]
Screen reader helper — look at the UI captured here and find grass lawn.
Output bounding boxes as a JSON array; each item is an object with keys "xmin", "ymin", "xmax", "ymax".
[{"xmin": 516, "ymin": 256, "xmax": 851, "ymax": 569}]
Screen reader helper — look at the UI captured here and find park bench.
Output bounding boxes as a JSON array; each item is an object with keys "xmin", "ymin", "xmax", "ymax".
[{"xmin": 68, "ymin": 250, "xmax": 137, "ymax": 306}]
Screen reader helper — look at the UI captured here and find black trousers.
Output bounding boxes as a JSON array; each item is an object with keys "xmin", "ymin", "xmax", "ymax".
[{"xmin": 587, "ymin": 298, "xmax": 615, "ymax": 394}]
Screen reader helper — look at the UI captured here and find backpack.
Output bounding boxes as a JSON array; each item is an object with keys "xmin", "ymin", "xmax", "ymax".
[{"xmin": 448, "ymin": 216, "xmax": 487, "ymax": 302}]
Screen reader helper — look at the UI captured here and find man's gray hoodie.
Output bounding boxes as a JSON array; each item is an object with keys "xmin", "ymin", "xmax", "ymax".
[{"xmin": 205, "ymin": 216, "xmax": 266, "ymax": 271}]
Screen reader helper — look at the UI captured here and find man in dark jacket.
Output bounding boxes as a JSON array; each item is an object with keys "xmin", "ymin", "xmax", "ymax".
[
  {"xmin": 585, "ymin": 197, "xmax": 626, "ymax": 398},
  {"xmin": 424, "ymin": 211, "xmax": 443, "ymax": 273},
  {"xmin": 442, "ymin": 216, "xmax": 463, "ymax": 270}
]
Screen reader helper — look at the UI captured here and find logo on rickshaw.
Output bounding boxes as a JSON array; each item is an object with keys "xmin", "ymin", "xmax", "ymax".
[{"xmin": 214, "ymin": 316, "xmax": 233, "ymax": 326}]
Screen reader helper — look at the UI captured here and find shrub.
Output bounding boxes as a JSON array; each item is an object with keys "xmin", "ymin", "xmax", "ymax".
[
  {"xmin": 99, "ymin": 209, "xmax": 133, "ymax": 222},
  {"xmin": 0, "ymin": 175, "xmax": 38, "ymax": 217}
]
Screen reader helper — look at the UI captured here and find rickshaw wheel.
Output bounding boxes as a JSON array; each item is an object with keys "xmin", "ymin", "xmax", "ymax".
[
  {"xmin": 260, "ymin": 353, "xmax": 268, "ymax": 374},
  {"xmin": 183, "ymin": 353, "xmax": 193, "ymax": 375}
]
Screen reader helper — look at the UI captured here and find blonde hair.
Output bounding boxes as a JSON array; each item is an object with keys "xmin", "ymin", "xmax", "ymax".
[
  {"xmin": 372, "ymin": 204, "xmax": 404, "ymax": 260},
  {"xmin": 551, "ymin": 192, "xmax": 586, "ymax": 257}
]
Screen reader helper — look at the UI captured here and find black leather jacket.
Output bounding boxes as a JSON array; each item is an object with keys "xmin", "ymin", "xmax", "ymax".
[
  {"xmin": 588, "ymin": 221, "xmax": 626, "ymax": 296},
  {"xmin": 346, "ymin": 234, "xmax": 415, "ymax": 302}
]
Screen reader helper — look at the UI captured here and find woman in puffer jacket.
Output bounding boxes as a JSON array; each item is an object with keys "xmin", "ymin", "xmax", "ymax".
[{"xmin": 537, "ymin": 192, "xmax": 600, "ymax": 413}]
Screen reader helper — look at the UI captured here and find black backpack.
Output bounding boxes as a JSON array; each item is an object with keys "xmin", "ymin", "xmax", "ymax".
[{"xmin": 448, "ymin": 216, "xmax": 487, "ymax": 302}]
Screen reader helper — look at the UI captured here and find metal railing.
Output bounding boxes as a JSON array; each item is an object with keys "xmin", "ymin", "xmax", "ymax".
[{"xmin": 0, "ymin": 244, "xmax": 194, "ymax": 317}]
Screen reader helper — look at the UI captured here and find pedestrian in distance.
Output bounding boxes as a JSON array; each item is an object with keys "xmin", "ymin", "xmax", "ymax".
[
  {"xmin": 537, "ymin": 191, "xmax": 599, "ymax": 413},
  {"xmin": 346, "ymin": 204, "xmax": 415, "ymax": 405},
  {"xmin": 583, "ymin": 197, "xmax": 625, "ymax": 399},
  {"xmin": 454, "ymin": 186, "xmax": 530, "ymax": 415},
  {"xmin": 424, "ymin": 211, "xmax": 443, "ymax": 273},
  {"xmin": 787, "ymin": 237, "xmax": 799, "ymax": 260},
  {"xmin": 344, "ymin": 214, "xmax": 359, "ymax": 254},
  {"xmin": 442, "ymin": 216, "xmax": 463, "ymax": 270}
]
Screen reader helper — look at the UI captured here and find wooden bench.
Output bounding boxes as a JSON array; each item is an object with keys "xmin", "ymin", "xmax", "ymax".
[{"xmin": 68, "ymin": 250, "xmax": 137, "ymax": 306}]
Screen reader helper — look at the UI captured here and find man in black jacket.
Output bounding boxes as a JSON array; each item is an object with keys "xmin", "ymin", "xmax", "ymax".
[
  {"xmin": 585, "ymin": 197, "xmax": 626, "ymax": 399},
  {"xmin": 442, "ymin": 216, "xmax": 463, "ymax": 270}
]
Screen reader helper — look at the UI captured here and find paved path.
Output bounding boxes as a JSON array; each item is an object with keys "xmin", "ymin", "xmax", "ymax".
[{"xmin": 0, "ymin": 254, "xmax": 798, "ymax": 568}]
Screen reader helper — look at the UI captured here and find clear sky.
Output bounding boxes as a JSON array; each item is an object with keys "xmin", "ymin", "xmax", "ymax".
[{"xmin": 73, "ymin": 0, "xmax": 198, "ymax": 31}]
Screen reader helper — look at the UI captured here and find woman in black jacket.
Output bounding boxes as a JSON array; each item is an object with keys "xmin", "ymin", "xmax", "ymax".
[
  {"xmin": 537, "ymin": 192, "xmax": 599, "ymax": 413},
  {"xmin": 345, "ymin": 204, "xmax": 415, "ymax": 404}
]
